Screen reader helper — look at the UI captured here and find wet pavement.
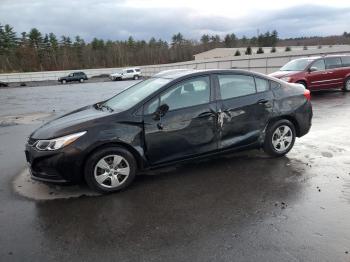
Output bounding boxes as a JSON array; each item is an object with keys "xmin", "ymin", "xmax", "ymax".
[{"xmin": 0, "ymin": 82, "xmax": 350, "ymax": 261}]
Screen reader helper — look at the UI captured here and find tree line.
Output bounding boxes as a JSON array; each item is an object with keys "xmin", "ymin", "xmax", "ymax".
[
  {"xmin": 1, "ymin": 23, "xmax": 349, "ymax": 73},
  {"xmin": 0, "ymin": 23, "xmax": 283, "ymax": 73}
]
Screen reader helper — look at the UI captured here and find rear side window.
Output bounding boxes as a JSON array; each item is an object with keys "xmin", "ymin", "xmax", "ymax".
[
  {"xmin": 270, "ymin": 81, "xmax": 281, "ymax": 89},
  {"xmin": 127, "ymin": 69, "xmax": 134, "ymax": 73},
  {"xmin": 311, "ymin": 59, "xmax": 325, "ymax": 71},
  {"xmin": 255, "ymin": 77, "xmax": 269, "ymax": 92},
  {"xmin": 135, "ymin": 69, "xmax": 141, "ymax": 72},
  {"xmin": 341, "ymin": 57, "xmax": 350, "ymax": 67},
  {"xmin": 325, "ymin": 57, "xmax": 342, "ymax": 69},
  {"xmin": 218, "ymin": 74, "xmax": 256, "ymax": 99}
]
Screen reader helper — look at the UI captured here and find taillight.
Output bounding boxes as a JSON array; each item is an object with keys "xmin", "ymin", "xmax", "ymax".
[{"xmin": 304, "ymin": 89, "xmax": 311, "ymax": 101}]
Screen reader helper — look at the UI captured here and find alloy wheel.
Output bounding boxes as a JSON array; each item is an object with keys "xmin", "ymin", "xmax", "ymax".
[
  {"xmin": 272, "ymin": 125, "xmax": 293, "ymax": 152},
  {"xmin": 345, "ymin": 79, "xmax": 350, "ymax": 91},
  {"xmin": 94, "ymin": 154, "xmax": 130, "ymax": 188}
]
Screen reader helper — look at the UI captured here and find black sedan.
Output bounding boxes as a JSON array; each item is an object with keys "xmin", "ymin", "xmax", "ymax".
[{"xmin": 25, "ymin": 69, "xmax": 312, "ymax": 193}]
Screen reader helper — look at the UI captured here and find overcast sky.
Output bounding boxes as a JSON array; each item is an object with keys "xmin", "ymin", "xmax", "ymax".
[{"xmin": 1, "ymin": 0, "xmax": 350, "ymax": 41}]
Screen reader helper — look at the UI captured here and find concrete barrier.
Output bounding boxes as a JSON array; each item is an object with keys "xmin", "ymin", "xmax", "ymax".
[{"xmin": 1, "ymin": 46, "xmax": 350, "ymax": 83}]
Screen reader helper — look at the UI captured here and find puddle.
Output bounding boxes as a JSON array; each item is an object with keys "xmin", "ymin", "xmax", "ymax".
[
  {"xmin": 13, "ymin": 169, "xmax": 100, "ymax": 200},
  {"xmin": 0, "ymin": 112, "xmax": 52, "ymax": 127}
]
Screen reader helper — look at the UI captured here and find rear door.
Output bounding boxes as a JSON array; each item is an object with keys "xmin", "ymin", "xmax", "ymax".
[
  {"xmin": 143, "ymin": 75, "xmax": 218, "ymax": 164},
  {"xmin": 323, "ymin": 57, "xmax": 344, "ymax": 89},
  {"xmin": 215, "ymin": 73, "xmax": 274, "ymax": 149}
]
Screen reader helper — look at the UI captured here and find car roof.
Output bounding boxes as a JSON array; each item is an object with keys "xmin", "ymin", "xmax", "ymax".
[
  {"xmin": 153, "ymin": 69, "xmax": 273, "ymax": 80},
  {"xmin": 293, "ymin": 54, "xmax": 350, "ymax": 61}
]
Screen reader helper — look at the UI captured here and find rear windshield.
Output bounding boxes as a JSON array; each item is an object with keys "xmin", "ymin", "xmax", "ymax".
[{"xmin": 280, "ymin": 59, "xmax": 314, "ymax": 71}]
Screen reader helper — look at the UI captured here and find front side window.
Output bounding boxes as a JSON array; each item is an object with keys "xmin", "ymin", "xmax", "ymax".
[
  {"xmin": 104, "ymin": 78, "xmax": 170, "ymax": 111},
  {"xmin": 159, "ymin": 76, "xmax": 210, "ymax": 111},
  {"xmin": 310, "ymin": 59, "xmax": 325, "ymax": 71},
  {"xmin": 255, "ymin": 77, "xmax": 269, "ymax": 92},
  {"xmin": 325, "ymin": 57, "xmax": 342, "ymax": 69},
  {"xmin": 218, "ymin": 74, "xmax": 256, "ymax": 99},
  {"xmin": 127, "ymin": 70, "xmax": 134, "ymax": 73}
]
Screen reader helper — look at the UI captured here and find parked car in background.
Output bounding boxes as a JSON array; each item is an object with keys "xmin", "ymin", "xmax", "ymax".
[
  {"xmin": 26, "ymin": 69, "xmax": 312, "ymax": 193},
  {"xmin": 109, "ymin": 68, "xmax": 142, "ymax": 81},
  {"xmin": 58, "ymin": 72, "xmax": 88, "ymax": 84},
  {"xmin": 0, "ymin": 81, "xmax": 8, "ymax": 87},
  {"xmin": 269, "ymin": 55, "xmax": 350, "ymax": 91}
]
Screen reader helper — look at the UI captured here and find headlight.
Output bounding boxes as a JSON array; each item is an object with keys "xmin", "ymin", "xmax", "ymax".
[
  {"xmin": 35, "ymin": 131, "xmax": 87, "ymax": 151},
  {"xmin": 280, "ymin": 76, "xmax": 292, "ymax": 82}
]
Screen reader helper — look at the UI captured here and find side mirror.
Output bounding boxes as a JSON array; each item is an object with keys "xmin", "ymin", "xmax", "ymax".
[
  {"xmin": 153, "ymin": 104, "xmax": 169, "ymax": 120},
  {"xmin": 308, "ymin": 67, "xmax": 318, "ymax": 73}
]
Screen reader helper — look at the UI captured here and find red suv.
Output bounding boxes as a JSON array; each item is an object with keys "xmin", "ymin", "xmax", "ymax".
[{"xmin": 269, "ymin": 55, "xmax": 350, "ymax": 91}]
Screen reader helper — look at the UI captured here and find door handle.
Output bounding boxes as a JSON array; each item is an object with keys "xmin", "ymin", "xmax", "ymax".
[{"xmin": 257, "ymin": 99, "xmax": 272, "ymax": 108}]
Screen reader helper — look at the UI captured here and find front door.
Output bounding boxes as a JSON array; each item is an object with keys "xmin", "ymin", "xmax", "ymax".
[
  {"xmin": 215, "ymin": 73, "xmax": 274, "ymax": 149},
  {"xmin": 143, "ymin": 75, "xmax": 218, "ymax": 165}
]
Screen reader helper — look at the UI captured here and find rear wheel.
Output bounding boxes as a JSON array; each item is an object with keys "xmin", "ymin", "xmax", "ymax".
[
  {"xmin": 343, "ymin": 78, "xmax": 350, "ymax": 92},
  {"xmin": 133, "ymin": 75, "xmax": 139, "ymax": 80},
  {"xmin": 61, "ymin": 79, "xmax": 67, "ymax": 84},
  {"xmin": 84, "ymin": 147, "xmax": 137, "ymax": 193},
  {"xmin": 263, "ymin": 119, "xmax": 296, "ymax": 157}
]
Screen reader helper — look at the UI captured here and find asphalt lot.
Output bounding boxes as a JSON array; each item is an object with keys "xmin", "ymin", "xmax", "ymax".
[{"xmin": 0, "ymin": 81, "xmax": 350, "ymax": 261}]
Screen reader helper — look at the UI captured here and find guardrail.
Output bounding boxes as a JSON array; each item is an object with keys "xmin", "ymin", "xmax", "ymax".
[{"xmin": 1, "ymin": 46, "xmax": 350, "ymax": 83}]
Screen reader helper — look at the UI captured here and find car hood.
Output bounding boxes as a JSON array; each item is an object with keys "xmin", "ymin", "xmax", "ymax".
[
  {"xmin": 269, "ymin": 71, "xmax": 300, "ymax": 79},
  {"xmin": 30, "ymin": 105, "xmax": 116, "ymax": 139}
]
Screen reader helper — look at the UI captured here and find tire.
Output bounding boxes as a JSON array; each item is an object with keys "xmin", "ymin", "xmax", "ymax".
[
  {"xmin": 343, "ymin": 78, "xmax": 350, "ymax": 92},
  {"xmin": 133, "ymin": 75, "xmax": 139, "ymax": 80},
  {"xmin": 296, "ymin": 81, "xmax": 307, "ymax": 88},
  {"xmin": 79, "ymin": 78, "xmax": 84, "ymax": 83},
  {"xmin": 263, "ymin": 119, "xmax": 296, "ymax": 157},
  {"xmin": 62, "ymin": 80, "xmax": 67, "ymax": 84},
  {"xmin": 84, "ymin": 146, "xmax": 137, "ymax": 193}
]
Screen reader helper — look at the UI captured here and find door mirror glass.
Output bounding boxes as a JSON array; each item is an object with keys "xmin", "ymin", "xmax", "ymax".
[
  {"xmin": 309, "ymin": 67, "xmax": 318, "ymax": 72},
  {"xmin": 153, "ymin": 104, "xmax": 169, "ymax": 120}
]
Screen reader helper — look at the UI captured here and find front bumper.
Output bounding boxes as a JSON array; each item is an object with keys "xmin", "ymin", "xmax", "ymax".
[{"xmin": 25, "ymin": 142, "xmax": 85, "ymax": 184}]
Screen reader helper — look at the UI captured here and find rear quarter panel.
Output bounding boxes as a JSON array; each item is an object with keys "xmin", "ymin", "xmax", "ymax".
[{"xmin": 271, "ymin": 83, "xmax": 312, "ymax": 137}]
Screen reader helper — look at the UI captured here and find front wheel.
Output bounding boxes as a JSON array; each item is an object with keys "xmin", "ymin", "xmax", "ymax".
[
  {"xmin": 84, "ymin": 147, "xmax": 137, "ymax": 193},
  {"xmin": 79, "ymin": 78, "xmax": 84, "ymax": 83},
  {"xmin": 263, "ymin": 119, "xmax": 296, "ymax": 157},
  {"xmin": 61, "ymin": 79, "xmax": 67, "ymax": 84},
  {"xmin": 133, "ymin": 75, "xmax": 139, "ymax": 80},
  {"xmin": 343, "ymin": 78, "xmax": 350, "ymax": 92}
]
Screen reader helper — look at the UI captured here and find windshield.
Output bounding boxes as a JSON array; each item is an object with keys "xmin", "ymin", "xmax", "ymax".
[
  {"xmin": 103, "ymin": 78, "xmax": 170, "ymax": 111},
  {"xmin": 280, "ymin": 59, "xmax": 313, "ymax": 71}
]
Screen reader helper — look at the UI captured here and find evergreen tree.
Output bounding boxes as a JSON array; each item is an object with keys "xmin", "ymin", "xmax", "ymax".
[
  {"xmin": 257, "ymin": 47, "xmax": 264, "ymax": 54},
  {"xmin": 28, "ymin": 28, "xmax": 43, "ymax": 49},
  {"xmin": 234, "ymin": 50, "xmax": 241, "ymax": 56},
  {"xmin": 245, "ymin": 46, "xmax": 252, "ymax": 55}
]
